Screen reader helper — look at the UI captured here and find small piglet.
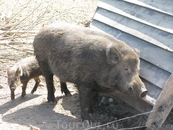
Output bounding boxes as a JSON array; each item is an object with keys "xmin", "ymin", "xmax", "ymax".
[
  {"xmin": 7, "ymin": 56, "xmax": 42, "ymax": 100},
  {"xmin": 7, "ymin": 56, "xmax": 71, "ymax": 100}
]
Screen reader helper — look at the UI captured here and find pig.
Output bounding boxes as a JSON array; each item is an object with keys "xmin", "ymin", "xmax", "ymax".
[
  {"xmin": 33, "ymin": 22, "xmax": 148, "ymax": 121},
  {"xmin": 7, "ymin": 56, "xmax": 71, "ymax": 100}
]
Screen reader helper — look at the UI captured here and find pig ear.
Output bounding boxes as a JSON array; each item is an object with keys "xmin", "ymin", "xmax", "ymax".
[
  {"xmin": 133, "ymin": 48, "xmax": 140, "ymax": 56},
  {"xmin": 106, "ymin": 43, "xmax": 122, "ymax": 65},
  {"xmin": 16, "ymin": 66, "xmax": 23, "ymax": 76}
]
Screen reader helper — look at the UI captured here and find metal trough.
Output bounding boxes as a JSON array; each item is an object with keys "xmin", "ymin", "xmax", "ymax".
[{"xmin": 90, "ymin": 0, "xmax": 173, "ymax": 128}]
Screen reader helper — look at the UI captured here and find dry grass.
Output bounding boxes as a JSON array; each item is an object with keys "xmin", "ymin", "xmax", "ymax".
[{"xmin": 0, "ymin": 0, "xmax": 98, "ymax": 46}]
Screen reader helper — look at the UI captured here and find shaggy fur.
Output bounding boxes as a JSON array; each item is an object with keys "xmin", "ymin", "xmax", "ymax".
[{"xmin": 33, "ymin": 22, "xmax": 147, "ymax": 121}]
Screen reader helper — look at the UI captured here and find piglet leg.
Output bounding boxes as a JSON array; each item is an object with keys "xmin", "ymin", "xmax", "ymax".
[
  {"xmin": 21, "ymin": 82, "xmax": 27, "ymax": 97},
  {"xmin": 31, "ymin": 77, "xmax": 41, "ymax": 94}
]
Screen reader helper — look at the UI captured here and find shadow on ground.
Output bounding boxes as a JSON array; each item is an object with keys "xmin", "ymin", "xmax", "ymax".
[{"xmin": 1, "ymin": 93, "xmax": 87, "ymax": 130}]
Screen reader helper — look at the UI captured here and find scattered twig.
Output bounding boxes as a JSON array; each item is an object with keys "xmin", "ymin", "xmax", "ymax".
[
  {"xmin": 5, "ymin": 43, "xmax": 33, "ymax": 54},
  {"xmin": 12, "ymin": 0, "xmax": 20, "ymax": 11},
  {"xmin": 19, "ymin": 6, "xmax": 49, "ymax": 35},
  {"xmin": 0, "ymin": 30, "xmax": 37, "ymax": 35},
  {"xmin": 1, "ymin": 0, "xmax": 32, "ymax": 27},
  {"xmin": 0, "ymin": 34, "xmax": 35, "ymax": 40},
  {"xmin": 0, "ymin": 40, "xmax": 33, "ymax": 45},
  {"xmin": 7, "ymin": 2, "xmax": 42, "ymax": 33}
]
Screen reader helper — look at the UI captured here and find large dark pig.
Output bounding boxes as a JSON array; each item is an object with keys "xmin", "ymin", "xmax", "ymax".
[
  {"xmin": 7, "ymin": 56, "xmax": 71, "ymax": 100},
  {"xmin": 33, "ymin": 22, "xmax": 147, "ymax": 121}
]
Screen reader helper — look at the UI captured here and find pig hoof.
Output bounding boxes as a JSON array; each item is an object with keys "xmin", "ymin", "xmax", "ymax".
[
  {"xmin": 48, "ymin": 100, "xmax": 57, "ymax": 105},
  {"xmin": 82, "ymin": 120, "xmax": 91, "ymax": 125},
  {"xmin": 21, "ymin": 95, "xmax": 25, "ymax": 98},
  {"xmin": 21, "ymin": 93, "xmax": 26, "ymax": 98},
  {"xmin": 48, "ymin": 97, "xmax": 55, "ymax": 103},
  {"xmin": 31, "ymin": 90, "xmax": 35, "ymax": 94},
  {"xmin": 63, "ymin": 90, "xmax": 72, "ymax": 96},
  {"xmin": 11, "ymin": 96, "xmax": 15, "ymax": 101},
  {"xmin": 81, "ymin": 115, "xmax": 91, "ymax": 124},
  {"xmin": 89, "ymin": 109, "xmax": 94, "ymax": 114},
  {"xmin": 65, "ymin": 92, "xmax": 72, "ymax": 96},
  {"xmin": 89, "ymin": 113, "xmax": 95, "ymax": 118}
]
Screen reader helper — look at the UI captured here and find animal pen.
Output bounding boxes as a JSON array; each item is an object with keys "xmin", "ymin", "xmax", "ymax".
[{"xmin": 91, "ymin": 0, "xmax": 173, "ymax": 129}]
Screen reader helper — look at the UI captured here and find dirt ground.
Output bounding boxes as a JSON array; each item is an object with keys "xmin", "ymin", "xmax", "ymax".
[{"xmin": 1, "ymin": 0, "xmax": 173, "ymax": 130}]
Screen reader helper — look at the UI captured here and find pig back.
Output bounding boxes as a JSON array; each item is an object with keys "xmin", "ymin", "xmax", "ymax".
[
  {"xmin": 33, "ymin": 23, "xmax": 135, "ymax": 86},
  {"xmin": 19, "ymin": 57, "xmax": 42, "ymax": 80}
]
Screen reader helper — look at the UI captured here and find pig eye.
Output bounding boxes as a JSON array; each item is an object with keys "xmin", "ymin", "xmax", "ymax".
[
  {"xmin": 124, "ymin": 68, "xmax": 129, "ymax": 72},
  {"xmin": 124, "ymin": 68, "xmax": 130, "ymax": 74}
]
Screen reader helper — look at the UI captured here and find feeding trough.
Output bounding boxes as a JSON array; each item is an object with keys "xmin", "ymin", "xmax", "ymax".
[{"xmin": 90, "ymin": 0, "xmax": 173, "ymax": 128}]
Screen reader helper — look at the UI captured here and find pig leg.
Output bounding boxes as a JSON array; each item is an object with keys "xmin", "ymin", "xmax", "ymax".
[
  {"xmin": 60, "ymin": 81, "xmax": 71, "ymax": 96},
  {"xmin": 21, "ymin": 82, "xmax": 28, "ymax": 97},
  {"xmin": 31, "ymin": 77, "xmax": 41, "ymax": 94},
  {"xmin": 77, "ymin": 82, "xmax": 96, "ymax": 122},
  {"xmin": 39, "ymin": 61, "xmax": 55, "ymax": 102},
  {"xmin": 45, "ymin": 74, "xmax": 55, "ymax": 102},
  {"xmin": 88, "ymin": 92, "xmax": 98, "ymax": 114},
  {"xmin": 11, "ymin": 90, "xmax": 15, "ymax": 100}
]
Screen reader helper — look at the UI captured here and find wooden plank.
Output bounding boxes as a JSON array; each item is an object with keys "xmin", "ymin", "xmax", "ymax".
[
  {"xmin": 91, "ymin": 16, "xmax": 173, "ymax": 73},
  {"xmin": 142, "ymin": 95, "xmax": 156, "ymax": 106},
  {"xmin": 111, "ymin": 92, "xmax": 153, "ymax": 113},
  {"xmin": 146, "ymin": 74, "xmax": 173, "ymax": 128},
  {"xmin": 122, "ymin": 0, "xmax": 173, "ymax": 17},
  {"xmin": 97, "ymin": 1, "xmax": 173, "ymax": 35}
]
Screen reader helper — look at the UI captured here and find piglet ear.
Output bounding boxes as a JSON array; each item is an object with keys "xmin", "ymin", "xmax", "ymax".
[
  {"xmin": 16, "ymin": 66, "xmax": 23, "ymax": 77},
  {"xmin": 106, "ymin": 43, "xmax": 122, "ymax": 65},
  {"xmin": 7, "ymin": 67, "xmax": 10, "ymax": 75}
]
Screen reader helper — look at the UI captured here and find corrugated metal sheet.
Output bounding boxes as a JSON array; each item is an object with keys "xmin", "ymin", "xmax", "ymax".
[{"xmin": 91, "ymin": 0, "xmax": 173, "ymax": 112}]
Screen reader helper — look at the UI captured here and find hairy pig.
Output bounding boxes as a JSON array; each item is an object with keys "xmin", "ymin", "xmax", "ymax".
[{"xmin": 33, "ymin": 22, "xmax": 147, "ymax": 121}]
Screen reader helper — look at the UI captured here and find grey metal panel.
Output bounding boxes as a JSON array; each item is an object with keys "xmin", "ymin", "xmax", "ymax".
[
  {"xmin": 91, "ymin": 19, "xmax": 173, "ymax": 73},
  {"xmin": 91, "ymin": 0, "xmax": 173, "ymax": 110},
  {"xmin": 139, "ymin": 0, "xmax": 173, "ymax": 14},
  {"xmin": 96, "ymin": 1, "xmax": 173, "ymax": 49},
  {"xmin": 140, "ymin": 60, "xmax": 171, "ymax": 89},
  {"xmin": 142, "ymin": 79, "xmax": 162, "ymax": 100}
]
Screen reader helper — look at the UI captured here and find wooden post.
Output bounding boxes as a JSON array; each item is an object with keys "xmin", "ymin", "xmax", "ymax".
[{"xmin": 146, "ymin": 74, "xmax": 173, "ymax": 128}]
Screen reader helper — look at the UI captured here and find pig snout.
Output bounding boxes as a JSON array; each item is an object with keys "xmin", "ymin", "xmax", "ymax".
[
  {"xmin": 10, "ymin": 87, "xmax": 15, "ymax": 100},
  {"xmin": 130, "ymin": 76, "xmax": 148, "ymax": 98},
  {"xmin": 133, "ymin": 84, "xmax": 148, "ymax": 98}
]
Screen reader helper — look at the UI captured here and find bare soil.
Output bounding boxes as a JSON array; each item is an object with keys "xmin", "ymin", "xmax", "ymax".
[{"xmin": 1, "ymin": 0, "xmax": 173, "ymax": 130}]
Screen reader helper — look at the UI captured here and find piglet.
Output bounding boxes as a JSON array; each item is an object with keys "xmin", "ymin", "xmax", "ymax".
[{"xmin": 7, "ymin": 56, "xmax": 42, "ymax": 100}]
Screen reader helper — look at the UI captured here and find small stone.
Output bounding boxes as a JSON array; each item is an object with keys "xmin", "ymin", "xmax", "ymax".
[
  {"xmin": 101, "ymin": 97, "xmax": 105, "ymax": 103},
  {"xmin": 0, "ymin": 84, "xmax": 4, "ymax": 89},
  {"xmin": 109, "ymin": 98, "xmax": 113, "ymax": 103}
]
